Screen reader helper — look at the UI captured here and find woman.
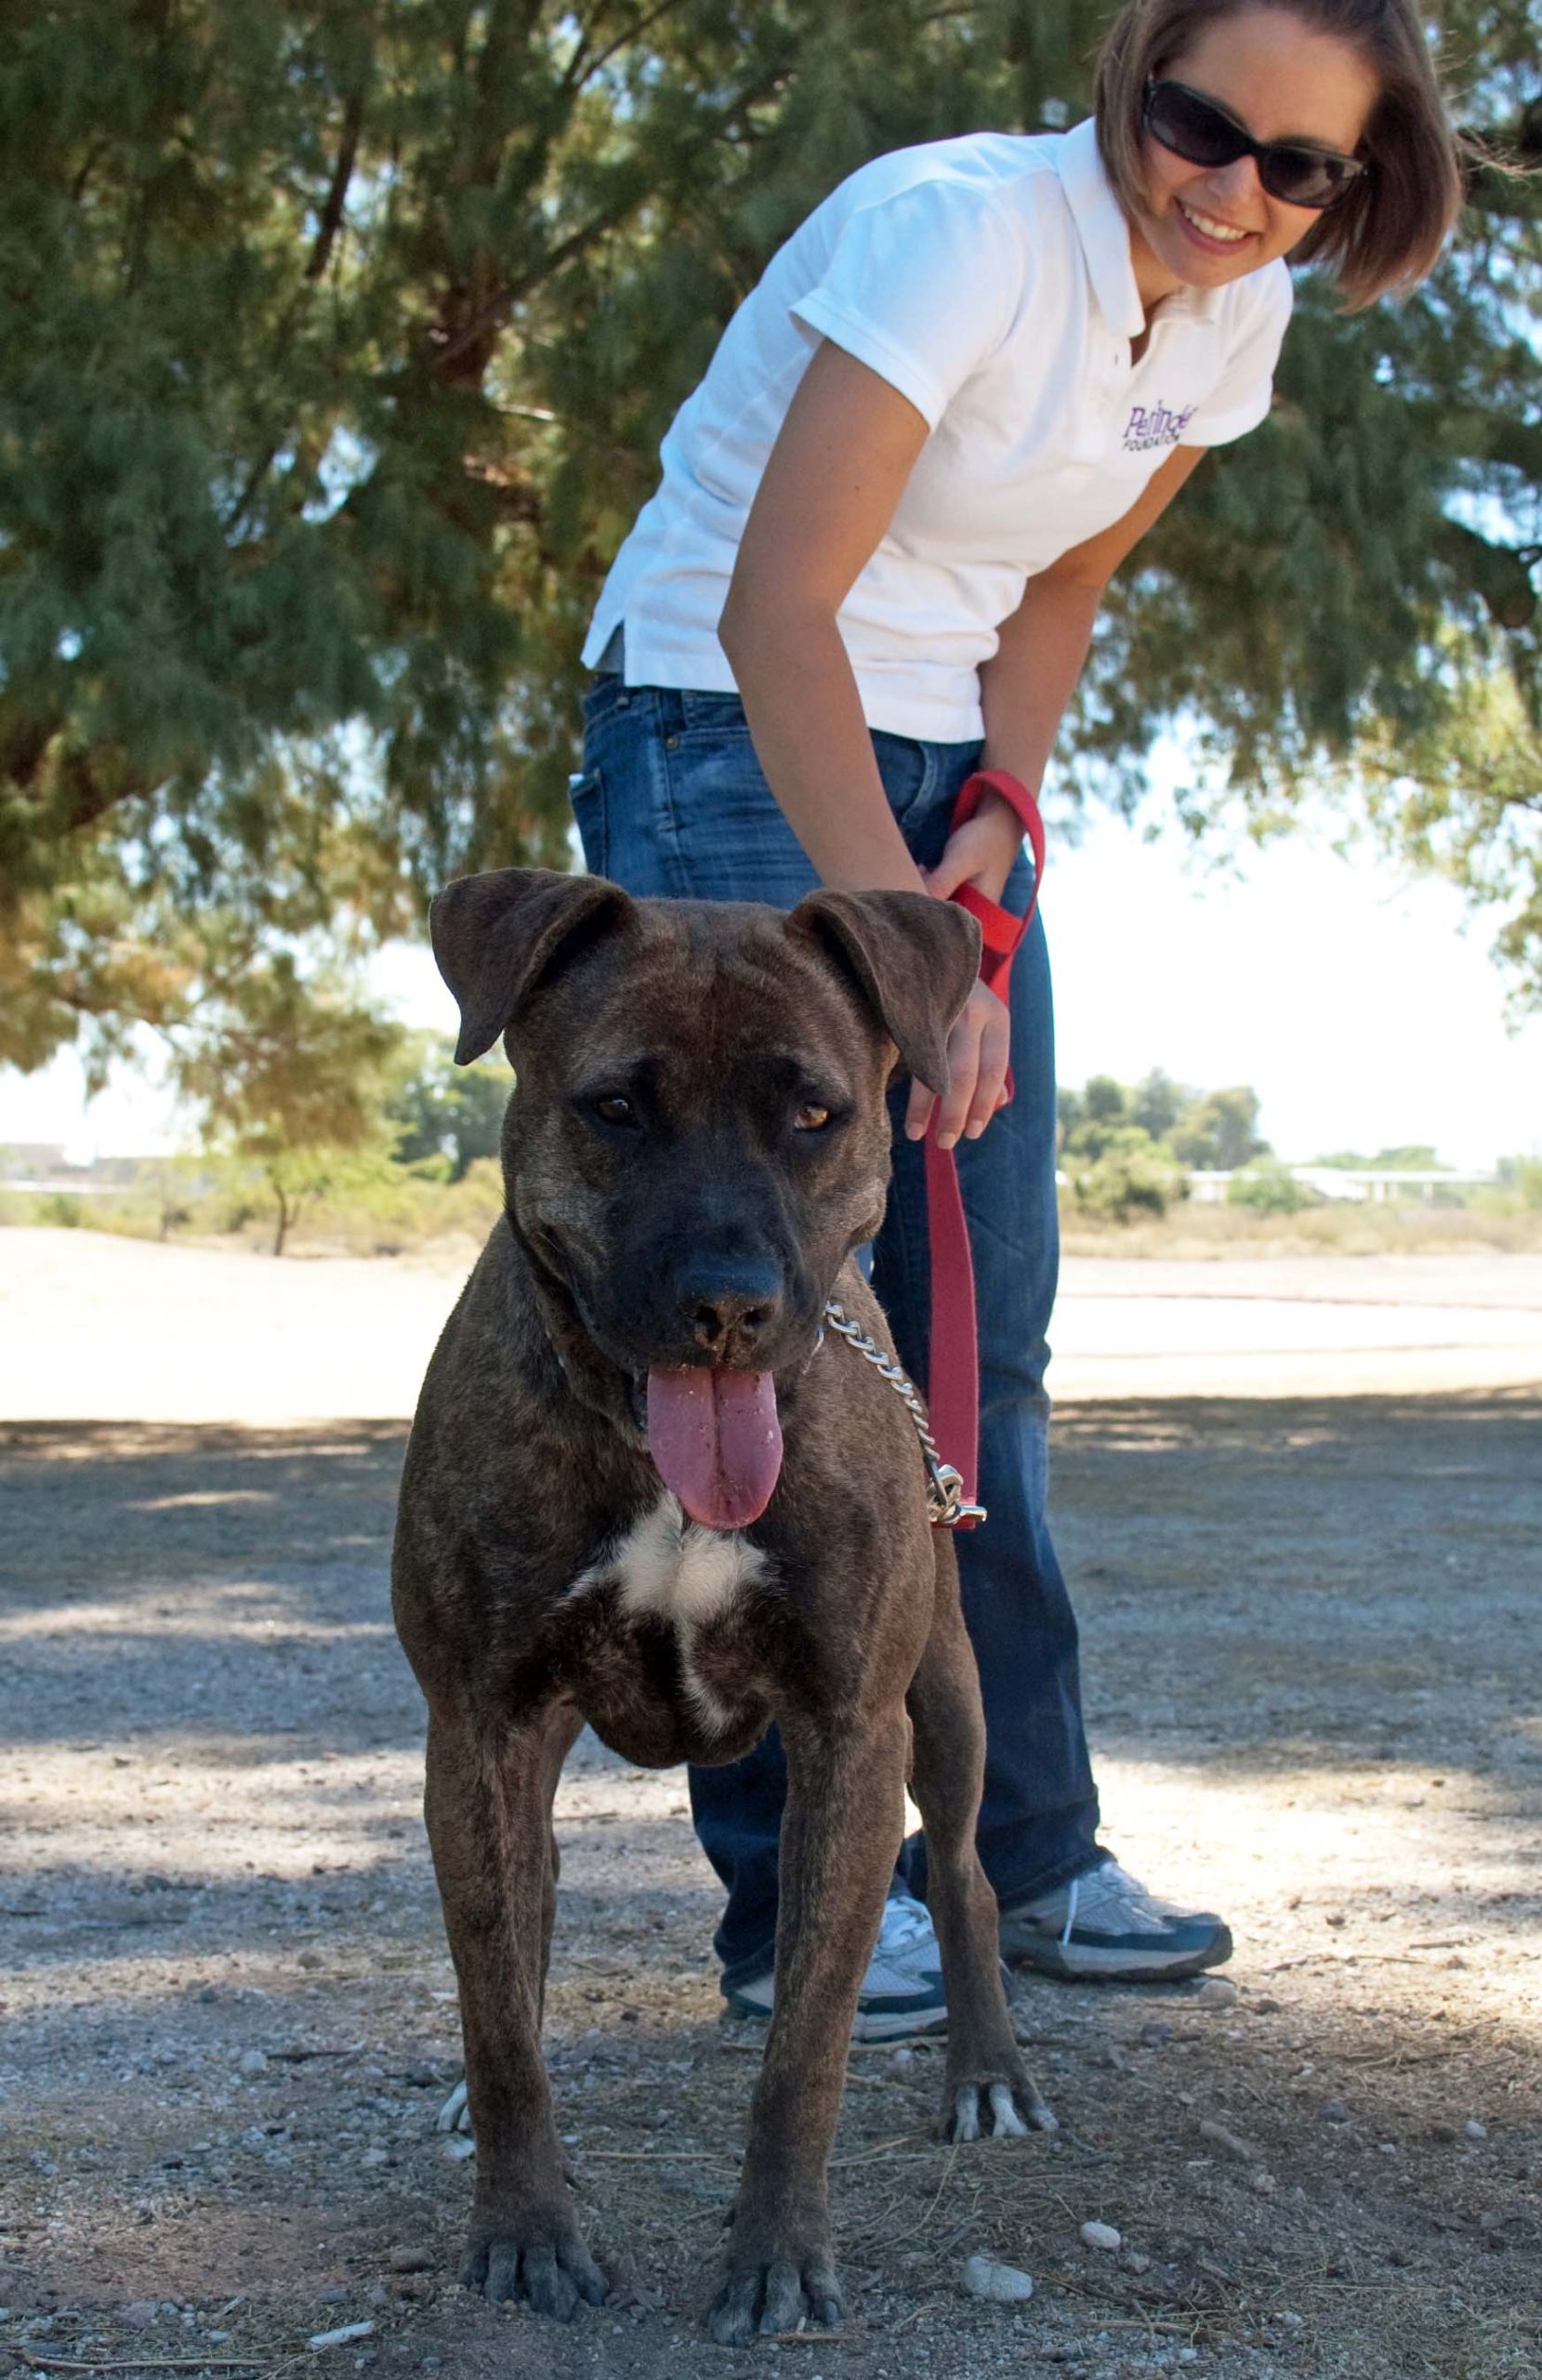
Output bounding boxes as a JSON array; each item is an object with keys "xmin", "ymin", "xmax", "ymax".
[{"xmin": 572, "ymin": 0, "xmax": 1463, "ymax": 2031}]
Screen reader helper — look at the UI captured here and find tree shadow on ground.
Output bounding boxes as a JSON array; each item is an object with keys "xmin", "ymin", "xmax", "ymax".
[{"xmin": 1051, "ymin": 1389, "xmax": 1542, "ymax": 1787}]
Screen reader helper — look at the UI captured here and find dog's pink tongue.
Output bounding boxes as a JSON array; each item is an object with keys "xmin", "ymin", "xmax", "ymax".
[{"xmin": 645, "ymin": 1368, "xmax": 783, "ymax": 1530}]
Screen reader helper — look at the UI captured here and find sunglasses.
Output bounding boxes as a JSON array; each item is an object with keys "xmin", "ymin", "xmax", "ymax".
[{"xmin": 1143, "ymin": 77, "xmax": 1366, "ymax": 210}]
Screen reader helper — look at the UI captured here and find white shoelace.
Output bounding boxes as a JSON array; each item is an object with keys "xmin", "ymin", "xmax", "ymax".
[
  {"xmin": 1056, "ymin": 1860, "xmax": 1172, "ymax": 1940},
  {"xmin": 877, "ymin": 1892, "xmax": 934, "ymax": 1957}
]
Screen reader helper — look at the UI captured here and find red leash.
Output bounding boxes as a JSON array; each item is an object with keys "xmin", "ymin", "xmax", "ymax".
[{"xmin": 924, "ymin": 769, "xmax": 1046, "ymax": 1529}]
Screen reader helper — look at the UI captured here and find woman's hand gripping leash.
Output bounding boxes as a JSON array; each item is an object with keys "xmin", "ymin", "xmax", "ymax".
[
  {"xmin": 903, "ymin": 767, "xmax": 1047, "ymax": 1531},
  {"xmin": 903, "ymin": 770, "xmax": 1046, "ymax": 1151}
]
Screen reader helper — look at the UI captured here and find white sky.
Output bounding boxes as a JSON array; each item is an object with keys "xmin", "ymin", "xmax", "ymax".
[
  {"xmin": 5, "ymin": 807, "xmax": 1538, "ymax": 1171},
  {"xmin": 1048, "ymin": 808, "xmax": 1542, "ymax": 1170}
]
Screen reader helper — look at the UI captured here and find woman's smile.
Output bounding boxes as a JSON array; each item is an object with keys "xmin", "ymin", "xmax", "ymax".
[{"xmin": 1174, "ymin": 195, "xmax": 1255, "ymax": 249}]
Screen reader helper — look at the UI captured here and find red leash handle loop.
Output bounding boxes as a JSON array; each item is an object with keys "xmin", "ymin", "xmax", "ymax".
[
  {"xmin": 949, "ymin": 880, "xmax": 1023, "ymax": 998},
  {"xmin": 946, "ymin": 768, "xmax": 1046, "ymax": 996},
  {"xmin": 923, "ymin": 767, "xmax": 1047, "ymax": 1529},
  {"xmin": 950, "ymin": 765, "xmax": 1046, "ymax": 874}
]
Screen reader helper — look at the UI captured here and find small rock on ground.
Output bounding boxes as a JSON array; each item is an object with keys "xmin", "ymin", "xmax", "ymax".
[
  {"xmin": 1197, "ymin": 2116, "xmax": 1258, "ymax": 2162},
  {"xmin": 309, "ymin": 2320, "xmax": 376, "ymax": 2352},
  {"xmin": 962, "ymin": 2254, "xmax": 1034, "ymax": 2304}
]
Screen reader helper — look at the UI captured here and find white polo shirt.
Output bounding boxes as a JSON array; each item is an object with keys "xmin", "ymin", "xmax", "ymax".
[{"xmin": 582, "ymin": 117, "xmax": 1293, "ymax": 742}]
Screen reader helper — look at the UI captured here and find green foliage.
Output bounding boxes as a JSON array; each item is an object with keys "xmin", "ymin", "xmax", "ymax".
[
  {"xmin": 1062, "ymin": 1073, "xmax": 1133, "ymax": 1159},
  {"xmin": 1167, "ymin": 1086, "xmax": 1271, "ymax": 1172},
  {"xmin": 1127, "ymin": 1067, "xmax": 1189, "ymax": 1140},
  {"xmin": 1064, "ymin": 1124, "xmax": 1188, "ymax": 1221},
  {"xmin": 2, "ymin": 0, "xmax": 1538, "ymax": 1081},
  {"xmin": 1340, "ymin": 643, "xmax": 1542, "ymax": 1009},
  {"xmin": 1496, "ymin": 1154, "xmax": 1542, "ymax": 1209},
  {"xmin": 1060, "ymin": 1072, "xmax": 1270, "ymax": 1176},
  {"xmin": 0, "ymin": 1145, "xmax": 507, "ymax": 1252},
  {"xmin": 1057, "ymin": 1069, "xmax": 1207, "ymax": 1217},
  {"xmin": 1314, "ymin": 1144, "xmax": 1446, "ymax": 1170},
  {"xmin": 388, "ymin": 1034, "xmax": 508, "ymax": 1181},
  {"xmin": 177, "ymin": 957, "xmax": 404, "ymax": 1251},
  {"xmin": 247, "ymin": 1147, "xmax": 505, "ymax": 1251},
  {"xmin": 1082, "ymin": 1074, "xmax": 1127, "ymax": 1124},
  {"xmin": 1227, "ymin": 1156, "xmax": 1312, "ymax": 1213}
]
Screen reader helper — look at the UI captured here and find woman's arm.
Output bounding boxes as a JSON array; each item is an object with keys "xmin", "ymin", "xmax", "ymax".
[
  {"xmin": 722, "ymin": 343, "xmax": 1022, "ymax": 1147},
  {"xmin": 718, "ymin": 341, "xmax": 932, "ymax": 895},
  {"xmin": 720, "ymin": 343, "xmax": 1206, "ymax": 1142}
]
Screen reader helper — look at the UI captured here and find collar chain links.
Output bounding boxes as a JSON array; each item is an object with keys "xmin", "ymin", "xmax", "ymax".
[{"xmin": 822, "ymin": 1299, "xmax": 987, "ymax": 1529}]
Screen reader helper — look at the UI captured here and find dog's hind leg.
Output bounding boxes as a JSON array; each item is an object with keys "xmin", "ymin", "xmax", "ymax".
[
  {"xmin": 424, "ymin": 1699, "xmax": 604, "ymax": 2321},
  {"xmin": 707, "ymin": 1708, "xmax": 907, "ymax": 2346},
  {"xmin": 906, "ymin": 1548, "xmax": 1056, "ymax": 2141}
]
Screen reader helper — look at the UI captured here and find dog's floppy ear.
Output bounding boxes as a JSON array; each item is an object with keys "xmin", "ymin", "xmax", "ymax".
[
  {"xmin": 429, "ymin": 867, "xmax": 636, "ymax": 1064},
  {"xmin": 789, "ymin": 889, "xmax": 982, "ymax": 1095}
]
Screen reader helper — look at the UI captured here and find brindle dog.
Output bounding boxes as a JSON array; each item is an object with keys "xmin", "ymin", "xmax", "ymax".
[{"xmin": 391, "ymin": 866, "xmax": 1051, "ymax": 2345}]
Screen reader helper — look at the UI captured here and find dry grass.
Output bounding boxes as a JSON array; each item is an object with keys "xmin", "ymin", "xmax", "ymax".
[
  {"xmin": 8, "ymin": 1168, "xmax": 1540, "ymax": 1263},
  {"xmin": 1060, "ymin": 1198, "xmax": 1542, "ymax": 1261}
]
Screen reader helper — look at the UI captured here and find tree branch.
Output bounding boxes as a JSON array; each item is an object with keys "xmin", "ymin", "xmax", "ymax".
[
  {"xmin": 428, "ymin": 67, "xmax": 791, "ymax": 381},
  {"xmin": 221, "ymin": 441, "xmax": 284, "ymax": 538},
  {"xmin": 305, "ymin": 84, "xmax": 367, "ymax": 281},
  {"xmin": 563, "ymin": 0, "xmax": 690, "ymax": 96},
  {"xmin": 3, "ymin": 717, "xmax": 59, "ymax": 794},
  {"xmin": 426, "ymin": 188, "xmax": 641, "ymax": 378},
  {"xmin": 69, "ymin": 137, "xmax": 110, "ymax": 206},
  {"xmin": 1438, "ymin": 520, "xmax": 1538, "ymax": 630}
]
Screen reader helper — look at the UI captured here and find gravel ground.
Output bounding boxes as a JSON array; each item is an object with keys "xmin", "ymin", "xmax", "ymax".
[{"xmin": 3, "ymin": 1371, "xmax": 1540, "ymax": 2380}]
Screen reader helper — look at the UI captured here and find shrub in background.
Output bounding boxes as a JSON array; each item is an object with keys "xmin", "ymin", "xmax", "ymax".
[
  {"xmin": 1066, "ymin": 1127, "xmax": 1188, "ymax": 1222},
  {"xmin": 1228, "ymin": 1158, "xmax": 1314, "ymax": 1214}
]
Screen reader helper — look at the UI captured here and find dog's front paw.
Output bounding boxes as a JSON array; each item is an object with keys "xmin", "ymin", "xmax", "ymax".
[
  {"xmin": 460, "ymin": 2211, "xmax": 608, "ymax": 2321},
  {"xmin": 707, "ymin": 2239, "xmax": 843, "ymax": 2345},
  {"xmin": 945, "ymin": 2063, "xmax": 1057, "ymax": 2142}
]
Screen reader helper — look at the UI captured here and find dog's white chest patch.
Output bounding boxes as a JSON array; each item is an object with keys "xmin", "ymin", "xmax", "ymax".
[
  {"xmin": 600, "ymin": 1495, "xmax": 768, "ymax": 1624},
  {"xmin": 568, "ymin": 1497, "xmax": 768, "ymax": 1737}
]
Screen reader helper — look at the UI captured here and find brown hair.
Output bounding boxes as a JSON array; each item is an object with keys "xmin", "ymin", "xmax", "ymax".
[{"xmin": 1092, "ymin": 0, "xmax": 1465, "ymax": 308}]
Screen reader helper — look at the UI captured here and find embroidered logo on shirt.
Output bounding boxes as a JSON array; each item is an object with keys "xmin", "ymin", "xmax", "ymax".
[{"xmin": 1123, "ymin": 399, "xmax": 1197, "ymax": 453}]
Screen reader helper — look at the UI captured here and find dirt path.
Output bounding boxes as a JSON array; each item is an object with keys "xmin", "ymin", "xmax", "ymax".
[{"xmin": 3, "ymin": 1382, "xmax": 1539, "ymax": 2380}]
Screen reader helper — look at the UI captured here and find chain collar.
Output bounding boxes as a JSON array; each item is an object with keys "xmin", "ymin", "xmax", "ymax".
[{"xmin": 822, "ymin": 1300, "xmax": 986, "ymax": 1529}]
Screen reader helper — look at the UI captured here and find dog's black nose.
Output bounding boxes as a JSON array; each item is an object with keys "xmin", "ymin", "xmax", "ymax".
[{"xmin": 678, "ymin": 1261, "xmax": 784, "ymax": 1360}]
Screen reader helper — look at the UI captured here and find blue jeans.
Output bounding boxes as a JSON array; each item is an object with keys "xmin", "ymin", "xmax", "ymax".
[{"xmin": 574, "ymin": 676, "xmax": 1100, "ymax": 1990}]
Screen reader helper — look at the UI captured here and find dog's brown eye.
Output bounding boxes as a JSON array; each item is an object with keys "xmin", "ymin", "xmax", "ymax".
[
  {"xmin": 594, "ymin": 1093, "xmax": 635, "ymax": 1126},
  {"xmin": 794, "ymin": 1104, "xmax": 831, "ymax": 1132}
]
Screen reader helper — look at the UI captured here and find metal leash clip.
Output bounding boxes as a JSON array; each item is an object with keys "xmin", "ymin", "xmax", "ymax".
[
  {"xmin": 823, "ymin": 1299, "xmax": 987, "ymax": 1531},
  {"xmin": 923, "ymin": 1453, "xmax": 988, "ymax": 1531}
]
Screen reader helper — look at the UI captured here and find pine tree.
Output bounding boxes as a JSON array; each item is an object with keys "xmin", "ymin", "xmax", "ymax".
[{"xmin": 2, "ymin": 0, "xmax": 1537, "ymax": 1079}]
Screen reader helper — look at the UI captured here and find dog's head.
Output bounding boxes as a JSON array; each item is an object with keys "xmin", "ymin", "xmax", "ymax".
[{"xmin": 429, "ymin": 868, "xmax": 979, "ymax": 1528}]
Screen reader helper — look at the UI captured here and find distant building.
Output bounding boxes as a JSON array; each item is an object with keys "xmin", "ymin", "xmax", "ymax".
[
  {"xmin": 1187, "ymin": 1165, "xmax": 1496, "ymax": 1207},
  {"xmin": 0, "ymin": 1142, "xmax": 71, "ymax": 1181},
  {"xmin": 0, "ymin": 1144, "xmax": 159, "ymax": 1193},
  {"xmin": 1288, "ymin": 1166, "xmax": 1496, "ymax": 1206}
]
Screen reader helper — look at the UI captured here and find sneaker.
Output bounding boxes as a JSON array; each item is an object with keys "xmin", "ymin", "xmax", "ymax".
[
  {"xmin": 723, "ymin": 1890, "xmax": 948, "ymax": 2040},
  {"xmin": 998, "ymin": 1858, "xmax": 1232, "ymax": 1982}
]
